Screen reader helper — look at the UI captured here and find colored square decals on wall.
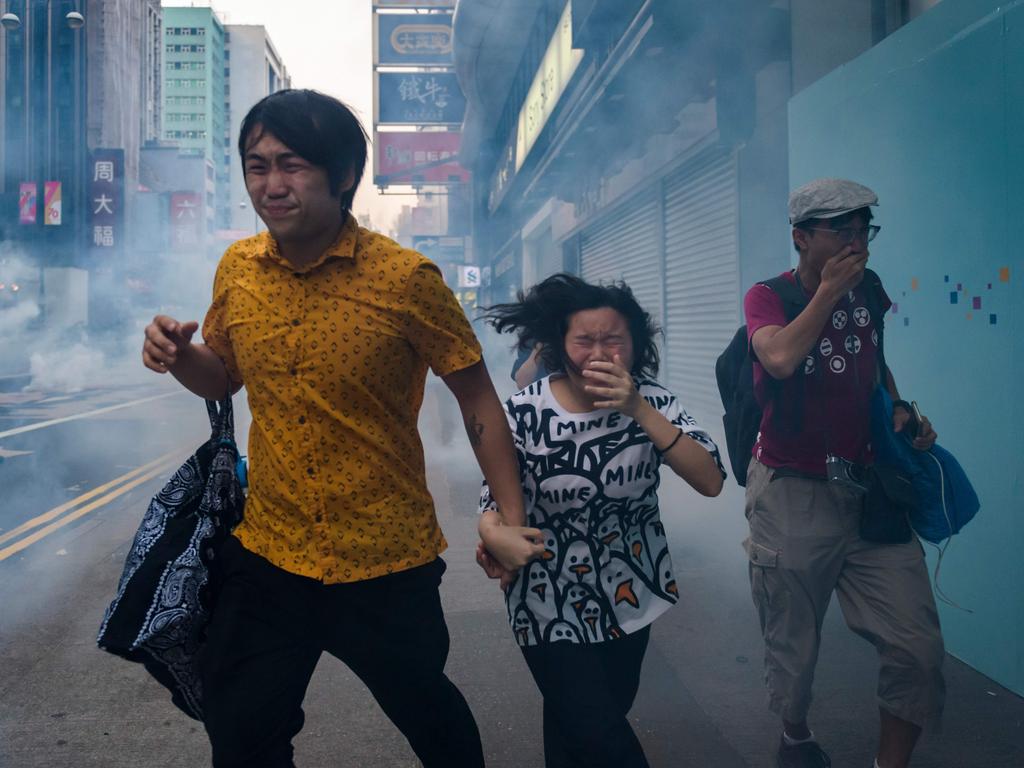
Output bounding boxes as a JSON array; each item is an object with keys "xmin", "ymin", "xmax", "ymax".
[
  {"xmin": 911, "ymin": 278, "xmax": 919, "ymax": 290},
  {"xmin": 1000, "ymin": 267, "xmax": 1010, "ymax": 282},
  {"xmin": 973, "ymin": 297, "xmax": 981, "ymax": 310},
  {"xmin": 944, "ymin": 275, "xmax": 949, "ymax": 283},
  {"xmin": 949, "ymin": 291, "xmax": 958, "ymax": 304},
  {"xmin": 990, "ymin": 314, "xmax": 997, "ymax": 324},
  {"xmin": 957, "ymin": 283, "xmax": 962, "ymax": 291},
  {"xmin": 966, "ymin": 312, "xmax": 973, "ymax": 320},
  {"xmin": 988, "ymin": 283, "xmax": 992, "ymax": 290},
  {"xmin": 891, "ymin": 303, "xmax": 899, "ymax": 314},
  {"xmin": 904, "ymin": 317, "xmax": 910, "ymax": 326}
]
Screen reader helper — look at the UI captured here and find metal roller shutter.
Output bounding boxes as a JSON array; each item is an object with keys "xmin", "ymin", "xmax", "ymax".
[
  {"xmin": 662, "ymin": 148, "xmax": 739, "ymax": 423},
  {"xmin": 579, "ymin": 188, "xmax": 663, "ymax": 326}
]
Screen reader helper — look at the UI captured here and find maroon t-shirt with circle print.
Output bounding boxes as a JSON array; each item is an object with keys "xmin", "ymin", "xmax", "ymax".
[{"xmin": 743, "ymin": 270, "xmax": 892, "ymax": 477}]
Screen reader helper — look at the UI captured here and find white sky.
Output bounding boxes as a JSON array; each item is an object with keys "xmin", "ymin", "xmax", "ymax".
[{"xmin": 164, "ymin": 0, "xmax": 417, "ymax": 232}]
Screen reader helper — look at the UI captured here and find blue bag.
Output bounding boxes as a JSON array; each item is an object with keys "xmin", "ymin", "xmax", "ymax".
[{"xmin": 870, "ymin": 387, "xmax": 980, "ymax": 543}]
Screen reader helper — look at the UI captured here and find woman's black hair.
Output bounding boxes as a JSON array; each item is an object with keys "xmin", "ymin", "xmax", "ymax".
[
  {"xmin": 238, "ymin": 89, "xmax": 368, "ymax": 214},
  {"xmin": 480, "ymin": 273, "xmax": 661, "ymax": 379}
]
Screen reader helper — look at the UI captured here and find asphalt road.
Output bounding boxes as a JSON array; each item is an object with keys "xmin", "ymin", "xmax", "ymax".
[{"xmin": 1, "ymin": 380, "xmax": 1022, "ymax": 767}]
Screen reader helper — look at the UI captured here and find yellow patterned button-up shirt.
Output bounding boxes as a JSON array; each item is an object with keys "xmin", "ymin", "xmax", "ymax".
[{"xmin": 202, "ymin": 215, "xmax": 481, "ymax": 583}]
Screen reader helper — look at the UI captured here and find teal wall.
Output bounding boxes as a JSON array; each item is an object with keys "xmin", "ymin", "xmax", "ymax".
[{"xmin": 789, "ymin": 0, "xmax": 1023, "ymax": 694}]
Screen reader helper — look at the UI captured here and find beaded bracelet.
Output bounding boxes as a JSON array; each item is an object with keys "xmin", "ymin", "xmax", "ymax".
[{"xmin": 655, "ymin": 428, "xmax": 684, "ymax": 455}]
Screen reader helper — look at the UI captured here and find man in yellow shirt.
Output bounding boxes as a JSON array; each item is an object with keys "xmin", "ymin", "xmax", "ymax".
[{"xmin": 142, "ymin": 89, "xmax": 541, "ymax": 768}]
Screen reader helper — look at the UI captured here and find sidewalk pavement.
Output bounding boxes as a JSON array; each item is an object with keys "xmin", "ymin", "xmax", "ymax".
[{"xmin": 1, "ymin": 392, "xmax": 1022, "ymax": 767}]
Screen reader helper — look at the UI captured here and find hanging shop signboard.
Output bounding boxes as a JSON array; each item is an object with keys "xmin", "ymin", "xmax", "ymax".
[
  {"xmin": 515, "ymin": 0, "xmax": 583, "ymax": 171},
  {"xmin": 89, "ymin": 149, "xmax": 124, "ymax": 251},
  {"xmin": 43, "ymin": 182, "xmax": 62, "ymax": 226},
  {"xmin": 170, "ymin": 192, "xmax": 203, "ymax": 250},
  {"xmin": 375, "ymin": 12, "xmax": 453, "ymax": 66},
  {"xmin": 376, "ymin": 72, "xmax": 466, "ymax": 125},
  {"xmin": 18, "ymin": 183, "xmax": 37, "ymax": 224},
  {"xmin": 374, "ymin": 131, "xmax": 468, "ymax": 185}
]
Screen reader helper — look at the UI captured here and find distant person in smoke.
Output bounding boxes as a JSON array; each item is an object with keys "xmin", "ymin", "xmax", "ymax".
[
  {"xmin": 476, "ymin": 274, "xmax": 725, "ymax": 768},
  {"xmin": 140, "ymin": 89, "xmax": 542, "ymax": 768},
  {"xmin": 743, "ymin": 178, "xmax": 943, "ymax": 768}
]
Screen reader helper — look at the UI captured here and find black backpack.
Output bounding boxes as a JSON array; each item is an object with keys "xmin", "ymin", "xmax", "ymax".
[{"xmin": 715, "ymin": 269, "xmax": 886, "ymax": 486}]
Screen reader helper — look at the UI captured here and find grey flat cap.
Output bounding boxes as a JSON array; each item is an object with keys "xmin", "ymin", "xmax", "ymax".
[{"xmin": 789, "ymin": 178, "xmax": 878, "ymax": 224}]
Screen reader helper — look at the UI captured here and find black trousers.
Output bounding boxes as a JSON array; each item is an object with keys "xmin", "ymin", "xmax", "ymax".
[
  {"xmin": 521, "ymin": 626, "xmax": 651, "ymax": 768},
  {"xmin": 200, "ymin": 536, "xmax": 484, "ymax": 768}
]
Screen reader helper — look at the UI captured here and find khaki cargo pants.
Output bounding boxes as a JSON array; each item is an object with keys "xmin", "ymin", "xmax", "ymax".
[{"xmin": 744, "ymin": 459, "xmax": 945, "ymax": 729}]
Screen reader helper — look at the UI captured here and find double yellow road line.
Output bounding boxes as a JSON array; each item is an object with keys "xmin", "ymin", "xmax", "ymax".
[{"xmin": 0, "ymin": 449, "xmax": 186, "ymax": 563}]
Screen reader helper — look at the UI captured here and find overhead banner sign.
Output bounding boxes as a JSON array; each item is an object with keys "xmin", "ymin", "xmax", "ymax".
[
  {"xmin": 89, "ymin": 149, "xmax": 124, "ymax": 251},
  {"xmin": 43, "ymin": 181, "xmax": 62, "ymax": 226},
  {"xmin": 375, "ymin": 131, "xmax": 468, "ymax": 185},
  {"xmin": 376, "ymin": 72, "xmax": 466, "ymax": 125},
  {"xmin": 18, "ymin": 183, "xmax": 37, "ymax": 224},
  {"xmin": 375, "ymin": 13, "xmax": 453, "ymax": 66}
]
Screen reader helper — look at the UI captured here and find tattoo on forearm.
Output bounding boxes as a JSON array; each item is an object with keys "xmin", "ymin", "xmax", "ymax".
[{"xmin": 467, "ymin": 414, "xmax": 485, "ymax": 447}]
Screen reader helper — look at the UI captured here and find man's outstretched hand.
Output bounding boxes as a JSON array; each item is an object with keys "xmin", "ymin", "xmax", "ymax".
[{"xmin": 143, "ymin": 315, "xmax": 199, "ymax": 373}]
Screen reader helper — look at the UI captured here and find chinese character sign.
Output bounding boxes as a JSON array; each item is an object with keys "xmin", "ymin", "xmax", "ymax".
[
  {"xmin": 18, "ymin": 183, "xmax": 37, "ymax": 225},
  {"xmin": 43, "ymin": 182, "xmax": 62, "ymax": 226},
  {"xmin": 374, "ymin": 131, "xmax": 469, "ymax": 185},
  {"xmin": 89, "ymin": 149, "xmax": 124, "ymax": 251},
  {"xmin": 377, "ymin": 72, "xmax": 466, "ymax": 125},
  {"xmin": 376, "ymin": 13, "xmax": 453, "ymax": 66},
  {"xmin": 170, "ymin": 193, "xmax": 203, "ymax": 251}
]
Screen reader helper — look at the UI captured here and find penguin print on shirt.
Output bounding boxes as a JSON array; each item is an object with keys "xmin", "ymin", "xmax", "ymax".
[{"xmin": 481, "ymin": 376, "xmax": 723, "ymax": 646}]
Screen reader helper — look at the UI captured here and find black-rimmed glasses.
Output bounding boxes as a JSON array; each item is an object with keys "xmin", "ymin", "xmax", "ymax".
[{"xmin": 807, "ymin": 225, "xmax": 881, "ymax": 244}]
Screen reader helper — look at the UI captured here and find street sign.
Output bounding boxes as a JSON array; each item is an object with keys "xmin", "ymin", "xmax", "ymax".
[
  {"xmin": 376, "ymin": 72, "xmax": 466, "ymax": 125},
  {"xmin": 374, "ymin": 131, "xmax": 469, "ymax": 185},
  {"xmin": 375, "ymin": 12, "xmax": 453, "ymax": 66},
  {"xmin": 413, "ymin": 235, "xmax": 465, "ymax": 264},
  {"xmin": 458, "ymin": 265, "xmax": 481, "ymax": 288},
  {"xmin": 89, "ymin": 149, "xmax": 124, "ymax": 252}
]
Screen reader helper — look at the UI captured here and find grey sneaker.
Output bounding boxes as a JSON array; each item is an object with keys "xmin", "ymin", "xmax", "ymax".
[{"xmin": 776, "ymin": 736, "xmax": 831, "ymax": 768}]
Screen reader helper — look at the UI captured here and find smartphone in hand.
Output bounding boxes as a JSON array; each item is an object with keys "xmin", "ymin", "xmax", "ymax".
[{"xmin": 904, "ymin": 401, "xmax": 923, "ymax": 437}]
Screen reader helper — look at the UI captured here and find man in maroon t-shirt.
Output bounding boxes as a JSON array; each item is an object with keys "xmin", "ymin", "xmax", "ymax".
[{"xmin": 743, "ymin": 179, "xmax": 943, "ymax": 768}]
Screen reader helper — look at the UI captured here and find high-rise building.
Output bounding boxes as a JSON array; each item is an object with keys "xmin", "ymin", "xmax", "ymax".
[
  {"xmin": 86, "ymin": 0, "xmax": 163, "ymax": 195},
  {"xmin": 225, "ymin": 24, "xmax": 290, "ymax": 233},
  {"xmin": 1, "ymin": 0, "xmax": 89, "ymax": 266},
  {"xmin": 141, "ymin": 0, "xmax": 163, "ymax": 146},
  {"xmin": 161, "ymin": 5, "xmax": 228, "ymax": 232}
]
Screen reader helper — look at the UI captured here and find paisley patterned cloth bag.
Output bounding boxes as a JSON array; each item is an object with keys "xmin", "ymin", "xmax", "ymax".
[{"xmin": 97, "ymin": 397, "xmax": 245, "ymax": 720}]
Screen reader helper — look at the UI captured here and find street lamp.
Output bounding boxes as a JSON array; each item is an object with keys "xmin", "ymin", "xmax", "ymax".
[
  {"xmin": 0, "ymin": 2, "xmax": 85, "ymax": 30},
  {"xmin": 1, "ymin": 0, "xmax": 87, "ymax": 324}
]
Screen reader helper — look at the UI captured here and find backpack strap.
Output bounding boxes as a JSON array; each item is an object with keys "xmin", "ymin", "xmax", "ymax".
[
  {"xmin": 860, "ymin": 267, "xmax": 888, "ymax": 384},
  {"xmin": 751, "ymin": 272, "xmax": 810, "ymax": 431},
  {"xmin": 759, "ymin": 272, "xmax": 809, "ymax": 323}
]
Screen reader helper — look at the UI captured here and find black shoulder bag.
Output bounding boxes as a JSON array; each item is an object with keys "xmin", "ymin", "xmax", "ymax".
[{"xmin": 97, "ymin": 397, "xmax": 246, "ymax": 720}]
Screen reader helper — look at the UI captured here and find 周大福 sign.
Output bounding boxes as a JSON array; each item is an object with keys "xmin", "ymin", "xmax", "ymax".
[
  {"xmin": 376, "ymin": 72, "xmax": 466, "ymax": 125},
  {"xmin": 375, "ymin": 13, "xmax": 453, "ymax": 66},
  {"xmin": 90, "ymin": 149, "xmax": 124, "ymax": 250}
]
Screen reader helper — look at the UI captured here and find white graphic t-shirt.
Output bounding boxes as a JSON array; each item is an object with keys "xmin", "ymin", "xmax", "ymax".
[{"xmin": 480, "ymin": 375, "xmax": 723, "ymax": 646}]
